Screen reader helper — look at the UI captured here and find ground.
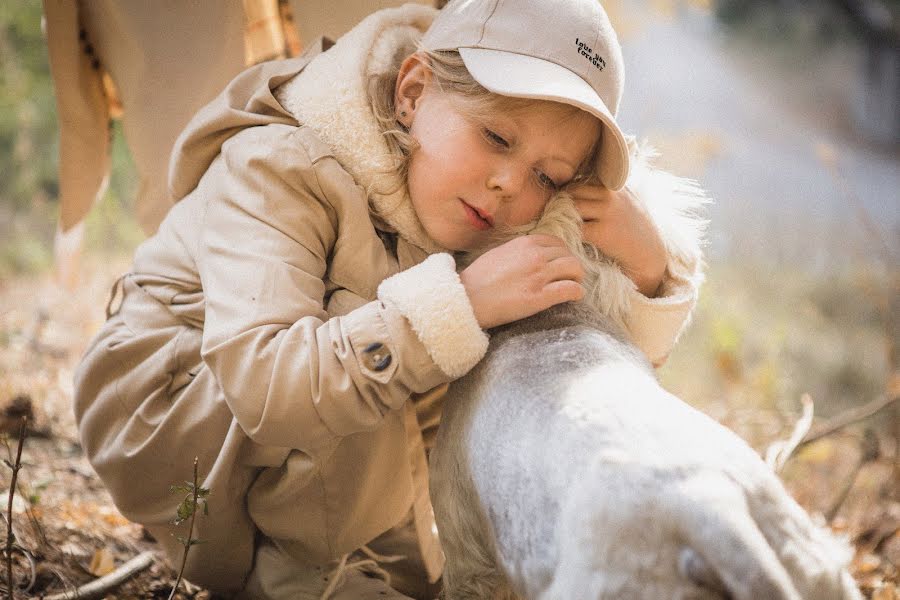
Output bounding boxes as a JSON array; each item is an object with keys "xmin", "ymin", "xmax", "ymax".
[{"xmin": 0, "ymin": 257, "xmax": 897, "ymax": 599}]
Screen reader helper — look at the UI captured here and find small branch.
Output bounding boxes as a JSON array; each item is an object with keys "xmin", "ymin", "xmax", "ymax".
[
  {"xmin": 797, "ymin": 394, "xmax": 899, "ymax": 449},
  {"xmin": 7, "ymin": 547, "xmax": 34, "ymax": 596},
  {"xmin": 42, "ymin": 551, "xmax": 155, "ymax": 600},
  {"xmin": 4, "ymin": 418, "xmax": 27, "ymax": 600},
  {"xmin": 766, "ymin": 394, "xmax": 815, "ymax": 472},
  {"xmin": 168, "ymin": 457, "xmax": 200, "ymax": 600}
]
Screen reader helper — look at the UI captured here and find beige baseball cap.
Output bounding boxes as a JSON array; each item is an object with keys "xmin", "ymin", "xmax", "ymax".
[{"xmin": 422, "ymin": 0, "xmax": 630, "ymax": 190}]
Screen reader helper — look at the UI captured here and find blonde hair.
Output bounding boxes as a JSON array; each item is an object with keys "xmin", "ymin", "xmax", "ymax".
[{"xmin": 367, "ymin": 46, "xmax": 601, "ymax": 190}]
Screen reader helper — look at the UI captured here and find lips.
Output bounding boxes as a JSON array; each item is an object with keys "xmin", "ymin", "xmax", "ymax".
[{"xmin": 460, "ymin": 199, "xmax": 494, "ymax": 231}]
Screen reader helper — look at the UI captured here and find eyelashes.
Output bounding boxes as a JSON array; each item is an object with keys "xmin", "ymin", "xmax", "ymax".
[
  {"xmin": 483, "ymin": 128, "xmax": 509, "ymax": 149},
  {"xmin": 482, "ymin": 128, "xmax": 560, "ymax": 191},
  {"xmin": 535, "ymin": 171, "xmax": 559, "ymax": 190}
]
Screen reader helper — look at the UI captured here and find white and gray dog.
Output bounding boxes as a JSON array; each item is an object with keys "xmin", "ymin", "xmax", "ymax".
[{"xmin": 429, "ymin": 153, "xmax": 862, "ymax": 600}]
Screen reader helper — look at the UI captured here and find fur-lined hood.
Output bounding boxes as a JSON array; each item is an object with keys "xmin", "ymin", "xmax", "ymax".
[{"xmin": 274, "ymin": 4, "xmax": 443, "ymax": 254}]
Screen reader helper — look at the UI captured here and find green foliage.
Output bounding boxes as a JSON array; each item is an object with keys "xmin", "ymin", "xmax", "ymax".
[
  {"xmin": 168, "ymin": 459, "xmax": 209, "ymax": 600},
  {"xmin": 0, "ymin": 226, "xmax": 52, "ymax": 279},
  {"xmin": 0, "ymin": 2, "xmax": 59, "ymax": 212},
  {"xmin": 0, "ymin": 5, "xmax": 142, "ymax": 277},
  {"xmin": 169, "ymin": 481, "xmax": 210, "ymax": 528}
]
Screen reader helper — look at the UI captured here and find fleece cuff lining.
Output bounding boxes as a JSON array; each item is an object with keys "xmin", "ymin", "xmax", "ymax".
[{"xmin": 378, "ymin": 253, "xmax": 489, "ymax": 379}]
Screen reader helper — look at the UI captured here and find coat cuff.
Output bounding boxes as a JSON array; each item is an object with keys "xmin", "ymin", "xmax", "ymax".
[
  {"xmin": 377, "ymin": 253, "xmax": 489, "ymax": 379},
  {"xmin": 624, "ymin": 263, "xmax": 701, "ymax": 367}
]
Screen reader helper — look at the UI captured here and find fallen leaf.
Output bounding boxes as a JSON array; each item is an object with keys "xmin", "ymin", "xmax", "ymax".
[{"xmin": 88, "ymin": 547, "xmax": 116, "ymax": 577}]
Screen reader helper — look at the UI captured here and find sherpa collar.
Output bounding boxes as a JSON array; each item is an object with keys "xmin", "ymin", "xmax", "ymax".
[{"xmin": 275, "ymin": 4, "xmax": 444, "ymax": 254}]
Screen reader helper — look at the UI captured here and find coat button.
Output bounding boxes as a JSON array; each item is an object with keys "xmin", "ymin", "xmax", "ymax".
[{"xmin": 362, "ymin": 342, "xmax": 392, "ymax": 372}]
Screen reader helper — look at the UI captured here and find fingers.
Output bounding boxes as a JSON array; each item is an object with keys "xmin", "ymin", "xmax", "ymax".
[
  {"xmin": 517, "ymin": 235, "xmax": 584, "ymax": 282},
  {"xmin": 526, "ymin": 233, "xmax": 571, "ymax": 248},
  {"xmin": 572, "ymin": 186, "xmax": 616, "ymax": 222},
  {"xmin": 541, "ymin": 279, "xmax": 584, "ymax": 306},
  {"xmin": 569, "ymin": 182, "xmax": 616, "ymax": 202},
  {"xmin": 460, "ymin": 234, "xmax": 586, "ymax": 329},
  {"xmin": 545, "ymin": 255, "xmax": 585, "ymax": 284}
]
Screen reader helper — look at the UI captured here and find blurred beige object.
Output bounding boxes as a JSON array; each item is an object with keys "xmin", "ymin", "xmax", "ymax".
[
  {"xmin": 244, "ymin": 0, "xmax": 289, "ymax": 64},
  {"xmin": 44, "ymin": 0, "xmax": 440, "ymax": 290},
  {"xmin": 53, "ymin": 221, "xmax": 85, "ymax": 291},
  {"xmin": 287, "ymin": 0, "xmax": 434, "ymax": 46},
  {"xmin": 43, "ymin": 1, "xmax": 249, "ymax": 292},
  {"xmin": 43, "ymin": 1, "xmax": 248, "ymax": 236}
]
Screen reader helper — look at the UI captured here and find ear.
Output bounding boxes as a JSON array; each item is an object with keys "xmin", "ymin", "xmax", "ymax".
[{"xmin": 394, "ymin": 54, "xmax": 432, "ymax": 129}]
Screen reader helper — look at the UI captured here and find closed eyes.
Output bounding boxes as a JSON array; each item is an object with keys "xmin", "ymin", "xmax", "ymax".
[
  {"xmin": 483, "ymin": 127, "xmax": 561, "ymax": 191},
  {"xmin": 535, "ymin": 170, "xmax": 559, "ymax": 190},
  {"xmin": 483, "ymin": 128, "xmax": 510, "ymax": 148}
]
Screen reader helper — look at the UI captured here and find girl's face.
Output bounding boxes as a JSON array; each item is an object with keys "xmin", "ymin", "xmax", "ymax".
[{"xmin": 396, "ymin": 59, "xmax": 601, "ymax": 252}]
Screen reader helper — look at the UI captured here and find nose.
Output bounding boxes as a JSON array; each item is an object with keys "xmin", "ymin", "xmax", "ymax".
[{"xmin": 485, "ymin": 160, "xmax": 525, "ymax": 201}]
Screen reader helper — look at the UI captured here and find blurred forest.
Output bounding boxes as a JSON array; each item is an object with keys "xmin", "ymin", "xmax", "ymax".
[{"xmin": 0, "ymin": 0, "xmax": 898, "ymax": 598}]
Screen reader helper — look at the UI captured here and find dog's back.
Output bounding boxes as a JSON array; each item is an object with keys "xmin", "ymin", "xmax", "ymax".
[{"xmin": 430, "ymin": 303, "xmax": 862, "ymax": 600}]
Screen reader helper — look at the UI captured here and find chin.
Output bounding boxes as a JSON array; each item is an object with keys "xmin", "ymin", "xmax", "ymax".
[{"xmin": 423, "ymin": 225, "xmax": 473, "ymax": 253}]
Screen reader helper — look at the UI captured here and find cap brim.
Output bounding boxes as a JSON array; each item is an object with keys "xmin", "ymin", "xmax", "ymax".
[{"xmin": 459, "ymin": 47, "xmax": 630, "ymax": 190}]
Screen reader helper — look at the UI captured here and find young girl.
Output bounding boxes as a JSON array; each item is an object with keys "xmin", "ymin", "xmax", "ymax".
[{"xmin": 73, "ymin": 1, "xmax": 704, "ymax": 598}]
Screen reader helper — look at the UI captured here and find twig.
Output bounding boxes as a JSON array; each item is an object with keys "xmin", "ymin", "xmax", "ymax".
[
  {"xmin": 766, "ymin": 393, "xmax": 815, "ymax": 472},
  {"xmin": 797, "ymin": 394, "xmax": 899, "ymax": 450},
  {"xmin": 41, "ymin": 551, "xmax": 155, "ymax": 600},
  {"xmin": 4, "ymin": 418, "xmax": 27, "ymax": 599},
  {"xmin": 6, "ymin": 547, "xmax": 34, "ymax": 595},
  {"xmin": 168, "ymin": 457, "xmax": 202, "ymax": 600}
]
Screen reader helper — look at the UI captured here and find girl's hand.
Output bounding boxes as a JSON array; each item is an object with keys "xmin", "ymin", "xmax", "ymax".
[
  {"xmin": 460, "ymin": 235, "xmax": 585, "ymax": 329},
  {"xmin": 571, "ymin": 183, "xmax": 667, "ymax": 297}
]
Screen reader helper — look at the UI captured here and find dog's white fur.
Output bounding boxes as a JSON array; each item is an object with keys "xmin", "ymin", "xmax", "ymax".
[
  {"xmin": 430, "ymin": 301, "xmax": 863, "ymax": 600},
  {"xmin": 430, "ymin": 158, "xmax": 862, "ymax": 600}
]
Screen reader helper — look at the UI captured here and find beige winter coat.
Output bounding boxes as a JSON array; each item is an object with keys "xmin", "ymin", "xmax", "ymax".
[{"xmin": 73, "ymin": 5, "xmax": 703, "ymax": 595}]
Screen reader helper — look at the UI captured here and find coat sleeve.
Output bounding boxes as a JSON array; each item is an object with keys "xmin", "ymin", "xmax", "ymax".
[
  {"xmin": 621, "ymin": 150, "xmax": 709, "ymax": 367},
  {"xmin": 197, "ymin": 127, "xmax": 487, "ymax": 455}
]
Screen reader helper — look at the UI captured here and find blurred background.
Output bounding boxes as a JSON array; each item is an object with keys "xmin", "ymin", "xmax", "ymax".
[
  {"xmin": 601, "ymin": 2, "xmax": 899, "ymax": 424},
  {"xmin": 0, "ymin": 0, "xmax": 897, "ymax": 597}
]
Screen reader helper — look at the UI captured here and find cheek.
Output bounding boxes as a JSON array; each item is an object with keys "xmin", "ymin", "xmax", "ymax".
[
  {"xmin": 413, "ymin": 109, "xmax": 486, "ymax": 173},
  {"xmin": 505, "ymin": 190, "xmax": 551, "ymax": 226}
]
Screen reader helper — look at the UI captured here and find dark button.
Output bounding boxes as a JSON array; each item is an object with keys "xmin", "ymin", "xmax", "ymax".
[
  {"xmin": 84, "ymin": 43, "xmax": 94, "ymax": 55},
  {"xmin": 362, "ymin": 342, "xmax": 392, "ymax": 372}
]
